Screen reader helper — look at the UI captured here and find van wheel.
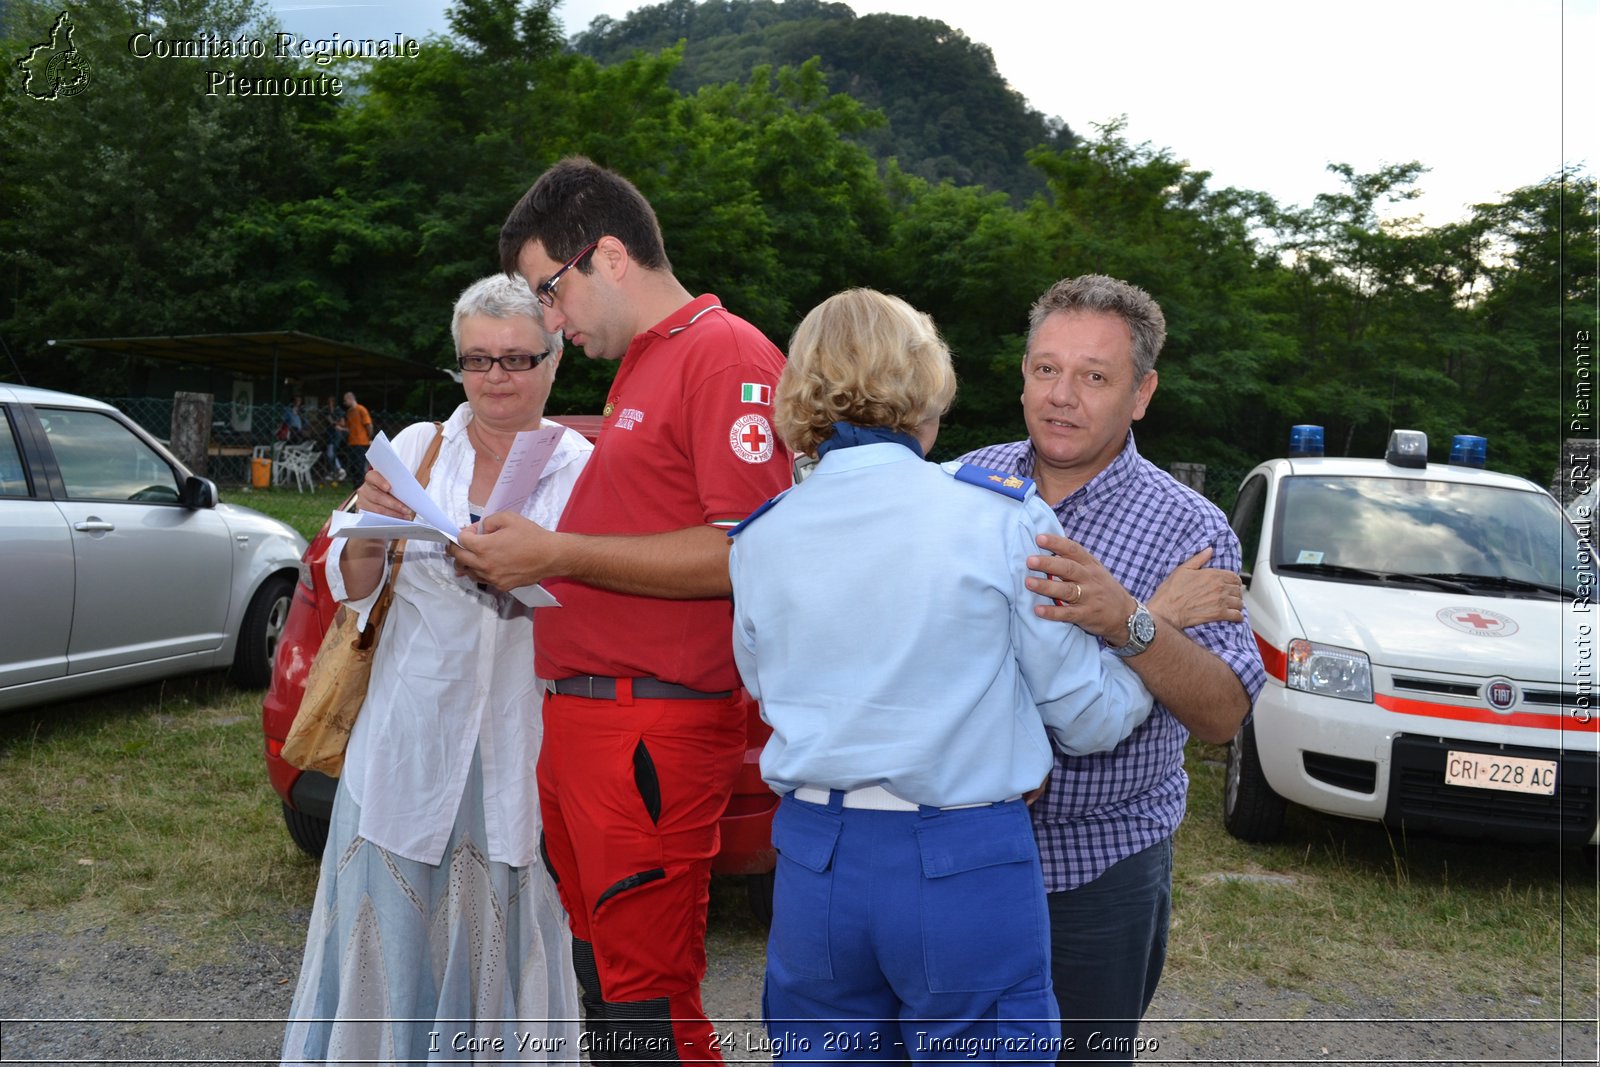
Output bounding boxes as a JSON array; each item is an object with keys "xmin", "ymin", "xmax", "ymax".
[{"xmin": 1224, "ymin": 720, "xmax": 1286, "ymax": 842}]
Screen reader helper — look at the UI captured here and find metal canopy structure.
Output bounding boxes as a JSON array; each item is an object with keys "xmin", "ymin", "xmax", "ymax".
[{"xmin": 49, "ymin": 330, "xmax": 444, "ymax": 388}]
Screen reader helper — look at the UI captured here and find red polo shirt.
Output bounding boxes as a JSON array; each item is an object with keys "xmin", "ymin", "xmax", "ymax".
[{"xmin": 535, "ymin": 295, "xmax": 792, "ymax": 692}]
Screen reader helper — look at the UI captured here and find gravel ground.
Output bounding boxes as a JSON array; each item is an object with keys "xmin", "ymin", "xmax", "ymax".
[{"xmin": 2, "ymin": 914, "xmax": 1593, "ymax": 1066}]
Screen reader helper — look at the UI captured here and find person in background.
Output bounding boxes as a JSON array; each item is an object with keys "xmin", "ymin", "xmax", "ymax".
[
  {"xmin": 342, "ymin": 390, "xmax": 373, "ymax": 485},
  {"xmin": 320, "ymin": 398, "xmax": 347, "ymax": 483},
  {"xmin": 279, "ymin": 395, "xmax": 304, "ymax": 444},
  {"xmin": 960, "ymin": 274, "xmax": 1267, "ymax": 1063},
  {"xmin": 448, "ymin": 156, "xmax": 793, "ymax": 1064},
  {"xmin": 728, "ymin": 288, "xmax": 1152, "ymax": 1060},
  {"xmin": 280, "ymin": 275, "xmax": 590, "ymax": 1065}
]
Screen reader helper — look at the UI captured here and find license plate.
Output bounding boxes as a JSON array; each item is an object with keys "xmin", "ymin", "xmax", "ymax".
[{"xmin": 1444, "ymin": 751, "xmax": 1557, "ymax": 795}]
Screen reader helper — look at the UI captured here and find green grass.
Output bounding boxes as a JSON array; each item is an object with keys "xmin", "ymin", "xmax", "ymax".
[
  {"xmin": 1169, "ymin": 740, "xmax": 1600, "ymax": 1017},
  {"xmin": 2, "ymin": 679, "xmax": 1595, "ymax": 1014},
  {"xmin": 0, "ymin": 677, "xmax": 320, "ymax": 962},
  {"xmin": 221, "ymin": 485, "xmax": 349, "ymax": 541}
]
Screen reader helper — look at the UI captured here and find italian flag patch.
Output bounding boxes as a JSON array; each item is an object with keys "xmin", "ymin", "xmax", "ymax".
[{"xmin": 740, "ymin": 382, "xmax": 772, "ymax": 405}]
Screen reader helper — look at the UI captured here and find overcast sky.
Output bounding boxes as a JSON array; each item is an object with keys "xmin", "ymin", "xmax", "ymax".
[{"xmin": 267, "ymin": 0, "xmax": 1595, "ymax": 226}]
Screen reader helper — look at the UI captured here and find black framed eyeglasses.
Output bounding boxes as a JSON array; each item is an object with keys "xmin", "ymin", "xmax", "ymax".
[
  {"xmin": 457, "ymin": 351, "xmax": 552, "ymax": 373},
  {"xmin": 535, "ymin": 240, "xmax": 599, "ymax": 308}
]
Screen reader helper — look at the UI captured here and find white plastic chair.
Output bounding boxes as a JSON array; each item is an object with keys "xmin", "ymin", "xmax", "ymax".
[{"xmin": 274, "ymin": 441, "xmax": 318, "ymax": 492}]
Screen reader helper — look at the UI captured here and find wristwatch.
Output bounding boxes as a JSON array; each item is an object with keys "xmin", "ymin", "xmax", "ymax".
[{"xmin": 1111, "ymin": 600, "xmax": 1157, "ymax": 658}]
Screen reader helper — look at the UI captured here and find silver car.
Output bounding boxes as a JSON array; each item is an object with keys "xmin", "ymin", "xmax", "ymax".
[{"xmin": 0, "ymin": 384, "xmax": 307, "ymax": 711}]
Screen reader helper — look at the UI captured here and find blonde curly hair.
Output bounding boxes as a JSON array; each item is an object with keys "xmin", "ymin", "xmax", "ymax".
[{"xmin": 775, "ymin": 289, "xmax": 957, "ymax": 455}]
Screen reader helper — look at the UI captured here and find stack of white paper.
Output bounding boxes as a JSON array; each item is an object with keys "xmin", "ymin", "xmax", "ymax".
[{"xmin": 329, "ymin": 429, "xmax": 565, "ymax": 608}]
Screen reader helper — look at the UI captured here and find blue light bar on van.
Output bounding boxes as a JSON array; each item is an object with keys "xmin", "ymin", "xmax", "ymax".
[
  {"xmin": 1288, "ymin": 424, "xmax": 1324, "ymax": 457},
  {"xmin": 1449, "ymin": 435, "xmax": 1487, "ymax": 468},
  {"xmin": 1386, "ymin": 429, "xmax": 1428, "ymax": 469}
]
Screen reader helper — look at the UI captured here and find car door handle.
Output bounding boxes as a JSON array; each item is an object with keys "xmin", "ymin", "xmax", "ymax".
[{"xmin": 73, "ymin": 519, "xmax": 115, "ymax": 533}]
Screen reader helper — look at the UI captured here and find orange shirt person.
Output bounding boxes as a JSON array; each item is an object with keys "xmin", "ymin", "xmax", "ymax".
[{"xmin": 342, "ymin": 391, "xmax": 374, "ymax": 484}]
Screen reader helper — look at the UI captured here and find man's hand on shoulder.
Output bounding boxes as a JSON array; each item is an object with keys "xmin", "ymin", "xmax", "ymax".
[
  {"xmin": 1025, "ymin": 533, "xmax": 1137, "ymax": 642},
  {"xmin": 1025, "ymin": 532, "xmax": 1250, "ymax": 742}
]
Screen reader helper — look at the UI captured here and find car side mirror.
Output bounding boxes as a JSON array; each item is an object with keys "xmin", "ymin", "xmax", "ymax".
[{"xmin": 181, "ymin": 475, "xmax": 219, "ymax": 510}]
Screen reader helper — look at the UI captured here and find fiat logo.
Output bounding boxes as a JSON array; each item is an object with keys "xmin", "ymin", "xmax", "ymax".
[{"xmin": 1485, "ymin": 678, "xmax": 1518, "ymax": 711}]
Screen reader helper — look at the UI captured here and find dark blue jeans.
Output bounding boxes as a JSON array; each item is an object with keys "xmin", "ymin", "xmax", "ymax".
[
  {"xmin": 348, "ymin": 444, "xmax": 368, "ymax": 486},
  {"xmin": 1047, "ymin": 838, "xmax": 1172, "ymax": 1064}
]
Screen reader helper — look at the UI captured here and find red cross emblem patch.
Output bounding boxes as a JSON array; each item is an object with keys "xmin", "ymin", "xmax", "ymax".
[{"xmin": 730, "ymin": 414, "xmax": 775, "ymax": 464}]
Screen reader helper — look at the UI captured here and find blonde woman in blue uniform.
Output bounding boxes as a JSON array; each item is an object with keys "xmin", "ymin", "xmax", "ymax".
[{"xmin": 728, "ymin": 288, "xmax": 1155, "ymax": 1062}]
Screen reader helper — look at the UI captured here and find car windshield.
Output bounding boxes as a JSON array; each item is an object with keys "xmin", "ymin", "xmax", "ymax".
[{"xmin": 1272, "ymin": 474, "xmax": 1591, "ymax": 599}]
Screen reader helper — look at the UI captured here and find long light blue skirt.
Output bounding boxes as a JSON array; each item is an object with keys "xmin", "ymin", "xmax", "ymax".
[{"xmin": 281, "ymin": 749, "xmax": 580, "ymax": 1064}]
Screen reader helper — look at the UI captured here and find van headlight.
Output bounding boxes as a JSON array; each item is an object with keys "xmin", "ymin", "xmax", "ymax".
[{"xmin": 1286, "ymin": 639, "xmax": 1373, "ymax": 702}]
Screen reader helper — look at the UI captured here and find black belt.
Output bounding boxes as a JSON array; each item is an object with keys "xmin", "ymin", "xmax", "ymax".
[{"xmin": 546, "ymin": 676, "xmax": 732, "ymax": 701}]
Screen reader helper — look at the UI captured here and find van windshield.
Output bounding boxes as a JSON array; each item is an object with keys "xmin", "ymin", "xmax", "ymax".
[{"xmin": 1272, "ymin": 475, "xmax": 1592, "ymax": 600}]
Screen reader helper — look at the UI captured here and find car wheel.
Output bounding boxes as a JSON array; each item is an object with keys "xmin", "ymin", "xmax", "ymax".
[
  {"xmin": 745, "ymin": 869, "xmax": 775, "ymax": 926},
  {"xmin": 231, "ymin": 573, "xmax": 294, "ymax": 689},
  {"xmin": 1224, "ymin": 720, "xmax": 1286, "ymax": 842},
  {"xmin": 282, "ymin": 801, "xmax": 330, "ymax": 858}
]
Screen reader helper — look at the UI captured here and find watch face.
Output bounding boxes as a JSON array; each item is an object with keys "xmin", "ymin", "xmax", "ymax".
[
  {"xmin": 1112, "ymin": 603, "xmax": 1156, "ymax": 657},
  {"xmin": 1132, "ymin": 609, "xmax": 1156, "ymax": 644}
]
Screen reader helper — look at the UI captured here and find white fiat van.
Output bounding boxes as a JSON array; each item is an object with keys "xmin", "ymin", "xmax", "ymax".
[{"xmin": 1223, "ymin": 426, "xmax": 1597, "ymax": 847}]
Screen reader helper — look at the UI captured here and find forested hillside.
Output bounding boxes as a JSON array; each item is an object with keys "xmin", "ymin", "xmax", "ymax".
[
  {"xmin": 1, "ymin": 0, "xmax": 1591, "ymax": 486},
  {"xmin": 570, "ymin": 0, "xmax": 1073, "ymax": 202}
]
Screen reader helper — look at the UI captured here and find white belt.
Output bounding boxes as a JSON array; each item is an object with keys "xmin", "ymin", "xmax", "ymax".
[{"xmin": 791, "ymin": 784, "xmax": 1017, "ymax": 812}]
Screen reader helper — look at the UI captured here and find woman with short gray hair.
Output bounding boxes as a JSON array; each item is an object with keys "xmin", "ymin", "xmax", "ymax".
[{"xmin": 281, "ymin": 275, "xmax": 589, "ymax": 1065}]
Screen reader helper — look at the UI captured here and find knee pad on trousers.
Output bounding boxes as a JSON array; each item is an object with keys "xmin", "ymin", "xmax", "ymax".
[
  {"xmin": 572, "ymin": 939, "xmax": 614, "ymax": 1063},
  {"xmin": 599, "ymin": 996, "xmax": 678, "ymax": 1063},
  {"xmin": 584, "ymin": 990, "xmax": 726, "ymax": 1064}
]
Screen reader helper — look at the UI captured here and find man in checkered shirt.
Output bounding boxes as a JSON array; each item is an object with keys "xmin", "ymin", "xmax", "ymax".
[{"xmin": 960, "ymin": 274, "xmax": 1266, "ymax": 1063}]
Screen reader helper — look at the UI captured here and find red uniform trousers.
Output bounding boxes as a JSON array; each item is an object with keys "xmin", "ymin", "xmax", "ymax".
[{"xmin": 538, "ymin": 683, "xmax": 746, "ymax": 1064}]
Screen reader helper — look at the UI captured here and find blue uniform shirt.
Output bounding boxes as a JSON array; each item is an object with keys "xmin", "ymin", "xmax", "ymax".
[{"xmin": 729, "ymin": 442, "xmax": 1153, "ymax": 808}]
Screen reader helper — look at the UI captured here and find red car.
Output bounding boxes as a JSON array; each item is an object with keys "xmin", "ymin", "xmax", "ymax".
[{"xmin": 261, "ymin": 415, "xmax": 778, "ymax": 920}]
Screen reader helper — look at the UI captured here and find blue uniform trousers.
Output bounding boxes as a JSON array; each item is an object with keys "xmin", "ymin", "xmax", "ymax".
[{"xmin": 763, "ymin": 792, "xmax": 1060, "ymax": 1063}]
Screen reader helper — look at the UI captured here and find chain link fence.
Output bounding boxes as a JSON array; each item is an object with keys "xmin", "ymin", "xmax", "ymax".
[{"xmin": 102, "ymin": 395, "xmax": 423, "ymax": 489}]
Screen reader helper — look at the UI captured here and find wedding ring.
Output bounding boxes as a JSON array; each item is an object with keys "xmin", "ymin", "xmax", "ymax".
[{"xmin": 1069, "ymin": 582, "xmax": 1082, "ymax": 604}]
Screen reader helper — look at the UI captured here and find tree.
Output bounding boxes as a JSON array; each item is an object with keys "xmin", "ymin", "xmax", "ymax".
[
  {"xmin": 875, "ymin": 167, "xmax": 1048, "ymax": 456},
  {"xmin": 1266, "ymin": 163, "xmax": 1459, "ymax": 458},
  {"xmin": 1462, "ymin": 171, "xmax": 1598, "ymax": 479},
  {"xmin": 224, "ymin": 0, "xmax": 595, "ymax": 397},
  {"xmin": 0, "ymin": 0, "xmax": 331, "ymax": 392},
  {"xmin": 674, "ymin": 58, "xmax": 890, "ymax": 336},
  {"xmin": 571, "ymin": 0, "xmax": 1073, "ymax": 202},
  {"xmin": 1024, "ymin": 123, "xmax": 1286, "ymax": 470}
]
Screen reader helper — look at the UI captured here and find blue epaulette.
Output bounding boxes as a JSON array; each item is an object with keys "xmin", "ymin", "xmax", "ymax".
[
  {"xmin": 944, "ymin": 462, "xmax": 1036, "ymax": 501},
  {"xmin": 728, "ymin": 489, "xmax": 791, "ymax": 537}
]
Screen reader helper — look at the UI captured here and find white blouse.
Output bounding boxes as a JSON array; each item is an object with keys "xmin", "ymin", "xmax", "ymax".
[{"xmin": 327, "ymin": 403, "xmax": 592, "ymax": 866}]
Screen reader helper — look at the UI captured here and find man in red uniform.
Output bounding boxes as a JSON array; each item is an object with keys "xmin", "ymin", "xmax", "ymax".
[{"xmin": 454, "ymin": 157, "xmax": 791, "ymax": 1064}]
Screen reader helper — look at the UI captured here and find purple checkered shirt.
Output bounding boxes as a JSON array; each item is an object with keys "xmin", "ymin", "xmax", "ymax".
[{"xmin": 960, "ymin": 433, "xmax": 1267, "ymax": 892}]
